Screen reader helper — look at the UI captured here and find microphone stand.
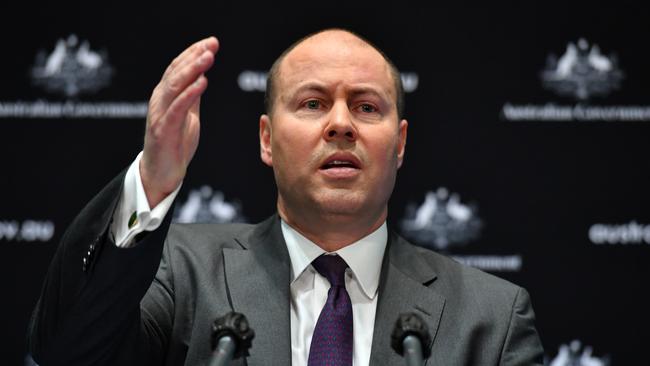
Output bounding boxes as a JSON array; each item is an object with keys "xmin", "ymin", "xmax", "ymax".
[
  {"xmin": 391, "ymin": 313, "xmax": 432, "ymax": 366},
  {"xmin": 208, "ymin": 312, "xmax": 255, "ymax": 366}
]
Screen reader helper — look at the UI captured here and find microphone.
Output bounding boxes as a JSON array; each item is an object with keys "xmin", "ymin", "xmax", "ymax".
[
  {"xmin": 208, "ymin": 312, "xmax": 255, "ymax": 366},
  {"xmin": 391, "ymin": 312, "xmax": 432, "ymax": 366}
]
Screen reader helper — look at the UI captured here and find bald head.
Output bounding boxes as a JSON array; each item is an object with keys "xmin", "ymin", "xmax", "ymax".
[{"xmin": 264, "ymin": 29, "xmax": 405, "ymax": 119}]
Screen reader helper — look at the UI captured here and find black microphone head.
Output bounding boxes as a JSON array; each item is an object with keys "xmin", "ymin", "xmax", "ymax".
[
  {"xmin": 391, "ymin": 312, "xmax": 432, "ymax": 359},
  {"xmin": 212, "ymin": 312, "xmax": 255, "ymax": 359}
]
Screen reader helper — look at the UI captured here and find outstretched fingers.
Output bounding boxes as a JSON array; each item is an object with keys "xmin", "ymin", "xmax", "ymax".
[
  {"xmin": 160, "ymin": 50, "xmax": 215, "ymax": 111},
  {"xmin": 164, "ymin": 74, "xmax": 208, "ymax": 132},
  {"xmin": 153, "ymin": 37, "xmax": 218, "ymax": 116},
  {"xmin": 164, "ymin": 37, "xmax": 219, "ymax": 78}
]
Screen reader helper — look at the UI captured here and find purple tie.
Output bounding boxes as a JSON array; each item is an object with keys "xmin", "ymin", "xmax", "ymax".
[{"xmin": 308, "ymin": 254, "xmax": 353, "ymax": 366}]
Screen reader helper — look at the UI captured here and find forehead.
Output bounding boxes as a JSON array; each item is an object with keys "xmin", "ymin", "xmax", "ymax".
[{"xmin": 276, "ymin": 31, "xmax": 395, "ymax": 97}]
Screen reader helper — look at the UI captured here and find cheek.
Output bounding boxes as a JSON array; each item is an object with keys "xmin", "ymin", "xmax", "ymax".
[
  {"xmin": 271, "ymin": 122, "xmax": 322, "ymax": 168},
  {"xmin": 364, "ymin": 128, "xmax": 401, "ymax": 164}
]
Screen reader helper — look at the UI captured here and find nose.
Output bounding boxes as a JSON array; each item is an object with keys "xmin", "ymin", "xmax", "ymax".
[{"xmin": 324, "ymin": 102, "xmax": 357, "ymax": 142}]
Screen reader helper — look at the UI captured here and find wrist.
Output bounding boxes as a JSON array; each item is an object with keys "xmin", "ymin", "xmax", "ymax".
[{"xmin": 139, "ymin": 161, "xmax": 182, "ymax": 209}]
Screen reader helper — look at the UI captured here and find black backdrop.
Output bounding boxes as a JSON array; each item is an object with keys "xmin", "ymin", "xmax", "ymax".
[{"xmin": 1, "ymin": 1, "xmax": 649, "ymax": 365}]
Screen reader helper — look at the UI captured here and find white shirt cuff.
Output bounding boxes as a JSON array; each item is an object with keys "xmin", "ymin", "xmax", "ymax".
[{"xmin": 111, "ymin": 151, "xmax": 182, "ymax": 248}]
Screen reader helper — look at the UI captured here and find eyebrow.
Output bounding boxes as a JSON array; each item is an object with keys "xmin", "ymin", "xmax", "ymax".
[
  {"xmin": 288, "ymin": 82, "xmax": 329, "ymax": 97},
  {"xmin": 348, "ymin": 87, "xmax": 390, "ymax": 101},
  {"xmin": 288, "ymin": 82, "xmax": 391, "ymax": 102}
]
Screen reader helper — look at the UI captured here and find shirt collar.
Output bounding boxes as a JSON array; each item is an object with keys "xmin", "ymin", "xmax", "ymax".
[{"xmin": 281, "ymin": 219, "xmax": 387, "ymax": 299}]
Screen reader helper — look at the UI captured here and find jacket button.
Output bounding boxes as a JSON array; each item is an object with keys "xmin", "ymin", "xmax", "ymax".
[{"xmin": 82, "ymin": 239, "xmax": 99, "ymax": 272}]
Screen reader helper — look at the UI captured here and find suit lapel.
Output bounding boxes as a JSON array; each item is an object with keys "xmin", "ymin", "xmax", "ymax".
[
  {"xmin": 369, "ymin": 231, "xmax": 446, "ymax": 366},
  {"xmin": 221, "ymin": 219, "xmax": 446, "ymax": 365},
  {"xmin": 222, "ymin": 215, "xmax": 292, "ymax": 365}
]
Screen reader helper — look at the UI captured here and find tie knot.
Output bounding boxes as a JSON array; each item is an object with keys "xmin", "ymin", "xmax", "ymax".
[{"xmin": 311, "ymin": 254, "xmax": 349, "ymax": 287}]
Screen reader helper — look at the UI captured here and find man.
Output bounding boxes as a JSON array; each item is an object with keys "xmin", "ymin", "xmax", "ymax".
[{"xmin": 28, "ymin": 29, "xmax": 544, "ymax": 365}]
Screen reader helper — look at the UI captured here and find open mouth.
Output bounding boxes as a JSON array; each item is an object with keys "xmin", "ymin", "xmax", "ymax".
[
  {"xmin": 319, "ymin": 151, "xmax": 362, "ymax": 171},
  {"xmin": 320, "ymin": 160, "xmax": 360, "ymax": 170}
]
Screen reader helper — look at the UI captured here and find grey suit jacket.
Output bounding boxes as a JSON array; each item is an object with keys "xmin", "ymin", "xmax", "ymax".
[{"xmin": 29, "ymin": 172, "xmax": 544, "ymax": 365}]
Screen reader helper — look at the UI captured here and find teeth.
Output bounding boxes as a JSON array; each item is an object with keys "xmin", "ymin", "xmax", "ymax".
[
  {"xmin": 321, "ymin": 158, "xmax": 358, "ymax": 169},
  {"xmin": 323, "ymin": 160, "xmax": 357, "ymax": 170}
]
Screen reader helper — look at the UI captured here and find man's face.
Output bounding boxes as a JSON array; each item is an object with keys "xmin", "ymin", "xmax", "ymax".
[{"xmin": 260, "ymin": 31, "xmax": 408, "ymax": 224}]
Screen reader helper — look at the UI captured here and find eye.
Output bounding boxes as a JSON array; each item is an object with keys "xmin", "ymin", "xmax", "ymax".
[
  {"xmin": 359, "ymin": 103, "xmax": 377, "ymax": 113},
  {"xmin": 305, "ymin": 100, "xmax": 321, "ymax": 109}
]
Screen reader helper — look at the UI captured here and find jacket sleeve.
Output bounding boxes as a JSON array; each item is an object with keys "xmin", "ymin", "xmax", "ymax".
[
  {"xmin": 498, "ymin": 287, "xmax": 545, "ymax": 366},
  {"xmin": 27, "ymin": 171, "xmax": 176, "ymax": 366}
]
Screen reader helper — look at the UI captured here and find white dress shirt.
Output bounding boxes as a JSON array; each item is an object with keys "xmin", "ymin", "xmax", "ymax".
[
  {"xmin": 111, "ymin": 152, "xmax": 181, "ymax": 248},
  {"xmin": 282, "ymin": 220, "xmax": 386, "ymax": 366},
  {"xmin": 112, "ymin": 153, "xmax": 388, "ymax": 365}
]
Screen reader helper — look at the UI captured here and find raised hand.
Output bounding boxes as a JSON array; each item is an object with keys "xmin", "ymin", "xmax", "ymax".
[{"xmin": 140, "ymin": 37, "xmax": 219, "ymax": 207}]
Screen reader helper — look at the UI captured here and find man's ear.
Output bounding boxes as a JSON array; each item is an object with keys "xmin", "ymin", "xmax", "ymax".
[
  {"xmin": 396, "ymin": 119, "xmax": 408, "ymax": 169},
  {"xmin": 259, "ymin": 114, "xmax": 273, "ymax": 167}
]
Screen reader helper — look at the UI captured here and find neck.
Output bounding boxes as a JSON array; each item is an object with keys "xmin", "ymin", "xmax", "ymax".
[{"xmin": 277, "ymin": 202, "xmax": 387, "ymax": 252}]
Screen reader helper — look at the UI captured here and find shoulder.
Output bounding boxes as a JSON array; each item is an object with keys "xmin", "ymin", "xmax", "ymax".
[
  {"xmin": 167, "ymin": 222, "xmax": 253, "ymax": 243},
  {"xmin": 390, "ymin": 236, "xmax": 544, "ymax": 364},
  {"xmin": 391, "ymin": 233, "xmax": 525, "ymax": 308},
  {"xmin": 156, "ymin": 222, "xmax": 260, "ymax": 278},
  {"xmin": 165, "ymin": 222, "xmax": 255, "ymax": 253}
]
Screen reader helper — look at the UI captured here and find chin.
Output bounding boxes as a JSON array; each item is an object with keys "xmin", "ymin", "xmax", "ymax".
[{"xmin": 314, "ymin": 191, "xmax": 369, "ymax": 217}]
